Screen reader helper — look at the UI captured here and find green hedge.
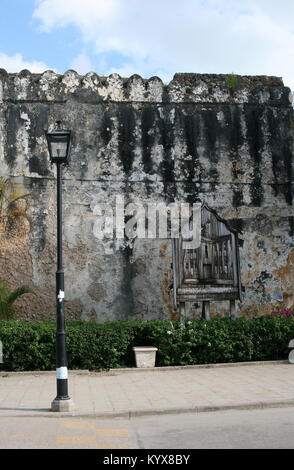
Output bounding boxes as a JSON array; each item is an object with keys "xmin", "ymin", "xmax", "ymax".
[{"xmin": 0, "ymin": 316, "xmax": 293, "ymax": 372}]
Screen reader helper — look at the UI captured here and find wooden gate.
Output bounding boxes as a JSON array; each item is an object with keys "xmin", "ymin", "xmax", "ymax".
[{"xmin": 172, "ymin": 203, "xmax": 241, "ymax": 320}]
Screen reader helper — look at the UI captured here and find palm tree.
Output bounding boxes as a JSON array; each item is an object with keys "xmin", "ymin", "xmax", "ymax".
[
  {"xmin": 0, "ymin": 280, "xmax": 36, "ymax": 320},
  {"xmin": 0, "ymin": 177, "xmax": 32, "ymax": 236}
]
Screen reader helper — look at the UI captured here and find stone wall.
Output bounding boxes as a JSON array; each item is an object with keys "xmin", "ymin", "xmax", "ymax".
[{"xmin": 0, "ymin": 69, "xmax": 293, "ymax": 321}]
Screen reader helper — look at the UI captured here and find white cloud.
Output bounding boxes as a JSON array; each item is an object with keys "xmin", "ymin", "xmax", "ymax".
[
  {"xmin": 0, "ymin": 51, "xmax": 49, "ymax": 73},
  {"xmin": 70, "ymin": 52, "xmax": 94, "ymax": 75},
  {"xmin": 33, "ymin": 0, "xmax": 118, "ymax": 34},
  {"xmin": 33, "ymin": 0, "xmax": 294, "ymax": 89}
]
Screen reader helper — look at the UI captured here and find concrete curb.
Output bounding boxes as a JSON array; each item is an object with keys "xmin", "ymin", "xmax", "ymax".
[
  {"xmin": 0, "ymin": 370, "xmax": 90, "ymax": 377},
  {"xmin": 1, "ymin": 399, "xmax": 294, "ymax": 419},
  {"xmin": 0, "ymin": 360, "xmax": 289, "ymax": 377},
  {"xmin": 107, "ymin": 360, "xmax": 289, "ymax": 374}
]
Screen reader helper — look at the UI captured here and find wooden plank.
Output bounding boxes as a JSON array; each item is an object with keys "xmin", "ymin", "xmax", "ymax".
[
  {"xmin": 235, "ymin": 234, "xmax": 242, "ymax": 301},
  {"xmin": 179, "ymin": 236, "xmax": 184, "ymax": 286},
  {"xmin": 172, "ymin": 238, "xmax": 178, "ymax": 310},
  {"xmin": 180, "ymin": 302, "xmax": 185, "ymax": 322},
  {"xmin": 202, "ymin": 301, "xmax": 211, "ymax": 320},
  {"xmin": 177, "ymin": 292, "xmax": 239, "ymax": 302},
  {"xmin": 230, "ymin": 300, "xmax": 236, "ymax": 319},
  {"xmin": 178, "ymin": 286, "xmax": 239, "ymax": 295},
  {"xmin": 231, "ymin": 234, "xmax": 238, "ymax": 287}
]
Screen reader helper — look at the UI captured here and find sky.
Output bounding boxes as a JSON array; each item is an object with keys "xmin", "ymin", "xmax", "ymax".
[{"xmin": 0, "ymin": 0, "xmax": 294, "ymax": 89}]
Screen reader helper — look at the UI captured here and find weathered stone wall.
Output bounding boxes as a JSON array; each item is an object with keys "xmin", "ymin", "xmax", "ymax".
[{"xmin": 0, "ymin": 69, "xmax": 293, "ymax": 321}]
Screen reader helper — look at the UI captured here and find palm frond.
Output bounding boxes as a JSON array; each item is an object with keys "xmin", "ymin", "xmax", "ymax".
[
  {"xmin": 6, "ymin": 193, "xmax": 30, "ymax": 210},
  {"xmin": 0, "ymin": 177, "xmax": 32, "ymax": 237},
  {"xmin": 7, "ymin": 286, "xmax": 36, "ymax": 306}
]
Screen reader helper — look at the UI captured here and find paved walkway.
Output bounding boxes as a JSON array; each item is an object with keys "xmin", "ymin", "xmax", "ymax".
[{"xmin": 0, "ymin": 361, "xmax": 294, "ymax": 418}]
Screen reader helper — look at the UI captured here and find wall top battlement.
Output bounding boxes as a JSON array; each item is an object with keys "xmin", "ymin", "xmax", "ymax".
[{"xmin": 0, "ymin": 69, "xmax": 292, "ymax": 106}]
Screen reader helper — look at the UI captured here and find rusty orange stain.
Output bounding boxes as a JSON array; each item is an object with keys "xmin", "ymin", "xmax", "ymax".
[
  {"xmin": 272, "ymin": 249, "xmax": 294, "ymax": 310},
  {"xmin": 159, "ymin": 243, "xmax": 168, "ymax": 257},
  {"xmin": 161, "ymin": 270, "xmax": 179, "ymax": 321}
]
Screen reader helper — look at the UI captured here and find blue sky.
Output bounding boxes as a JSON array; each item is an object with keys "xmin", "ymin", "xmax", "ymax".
[{"xmin": 0, "ymin": 0, "xmax": 294, "ymax": 89}]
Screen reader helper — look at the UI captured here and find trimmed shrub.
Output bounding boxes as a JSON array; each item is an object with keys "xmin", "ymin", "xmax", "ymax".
[
  {"xmin": 0, "ymin": 315, "xmax": 293, "ymax": 372},
  {"xmin": 0, "ymin": 320, "xmax": 56, "ymax": 371}
]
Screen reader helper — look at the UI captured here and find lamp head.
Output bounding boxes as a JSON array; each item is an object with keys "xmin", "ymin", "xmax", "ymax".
[{"xmin": 46, "ymin": 121, "xmax": 71, "ymax": 165}]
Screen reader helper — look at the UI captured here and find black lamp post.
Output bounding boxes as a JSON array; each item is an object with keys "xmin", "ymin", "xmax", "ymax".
[{"xmin": 46, "ymin": 121, "xmax": 74, "ymax": 412}]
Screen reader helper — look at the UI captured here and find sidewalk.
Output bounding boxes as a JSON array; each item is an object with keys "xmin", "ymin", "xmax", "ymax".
[{"xmin": 1, "ymin": 361, "xmax": 294, "ymax": 418}]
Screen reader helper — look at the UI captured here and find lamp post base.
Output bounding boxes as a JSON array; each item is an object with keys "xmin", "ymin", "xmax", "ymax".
[{"xmin": 51, "ymin": 398, "xmax": 75, "ymax": 413}]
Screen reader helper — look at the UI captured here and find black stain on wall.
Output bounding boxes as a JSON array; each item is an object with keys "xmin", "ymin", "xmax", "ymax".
[
  {"xmin": 182, "ymin": 111, "xmax": 201, "ymax": 204},
  {"xmin": 230, "ymin": 107, "xmax": 245, "ymax": 181},
  {"xmin": 5, "ymin": 105, "xmax": 22, "ymax": 168},
  {"xmin": 231, "ymin": 106, "xmax": 244, "ymax": 154},
  {"xmin": 141, "ymin": 106, "xmax": 155, "ymax": 175},
  {"xmin": 101, "ymin": 111, "xmax": 113, "ymax": 147},
  {"xmin": 29, "ymin": 153, "xmax": 49, "ymax": 176},
  {"xmin": 232, "ymin": 186, "xmax": 244, "ymax": 207},
  {"xmin": 289, "ymin": 217, "xmax": 294, "ymax": 238},
  {"xmin": 244, "ymin": 105, "xmax": 264, "ymax": 206},
  {"xmin": 202, "ymin": 108, "xmax": 218, "ymax": 162},
  {"xmin": 5, "ymin": 104, "xmax": 51, "ymax": 176},
  {"xmin": 28, "ymin": 178, "xmax": 48, "ymax": 253},
  {"xmin": 117, "ymin": 105, "xmax": 136, "ymax": 175},
  {"xmin": 184, "ymin": 112, "xmax": 200, "ymax": 175},
  {"xmin": 29, "ymin": 106, "xmax": 50, "ymax": 177},
  {"xmin": 202, "ymin": 108, "xmax": 221, "ymax": 181},
  {"xmin": 268, "ymin": 108, "xmax": 294, "ymax": 205},
  {"xmin": 158, "ymin": 107, "xmax": 176, "ymax": 202},
  {"xmin": 120, "ymin": 245, "xmax": 136, "ymax": 318}
]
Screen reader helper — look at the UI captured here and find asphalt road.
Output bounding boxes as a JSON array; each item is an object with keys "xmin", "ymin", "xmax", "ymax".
[{"xmin": 0, "ymin": 406, "xmax": 294, "ymax": 450}]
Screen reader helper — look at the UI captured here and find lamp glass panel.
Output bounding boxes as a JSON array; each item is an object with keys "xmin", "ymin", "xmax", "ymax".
[{"xmin": 50, "ymin": 135, "xmax": 68, "ymax": 159}]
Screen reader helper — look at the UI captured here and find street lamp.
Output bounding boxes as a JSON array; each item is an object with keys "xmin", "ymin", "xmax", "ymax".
[{"xmin": 46, "ymin": 121, "xmax": 74, "ymax": 412}]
